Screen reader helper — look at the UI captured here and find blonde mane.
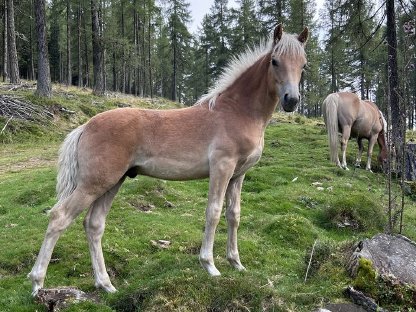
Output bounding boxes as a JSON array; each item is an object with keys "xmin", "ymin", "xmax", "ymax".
[{"xmin": 196, "ymin": 32, "xmax": 305, "ymax": 109}]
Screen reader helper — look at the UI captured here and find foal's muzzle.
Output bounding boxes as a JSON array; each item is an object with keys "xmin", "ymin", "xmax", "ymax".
[{"xmin": 281, "ymin": 93, "xmax": 300, "ymax": 112}]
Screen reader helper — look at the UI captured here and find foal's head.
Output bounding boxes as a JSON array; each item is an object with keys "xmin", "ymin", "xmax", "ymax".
[{"xmin": 270, "ymin": 24, "xmax": 308, "ymax": 112}]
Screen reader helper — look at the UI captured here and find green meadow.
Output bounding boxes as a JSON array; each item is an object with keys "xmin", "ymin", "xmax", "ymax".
[{"xmin": 1, "ymin": 85, "xmax": 415, "ymax": 311}]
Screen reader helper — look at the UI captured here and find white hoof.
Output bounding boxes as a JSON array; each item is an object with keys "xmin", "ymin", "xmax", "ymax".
[
  {"xmin": 199, "ymin": 258, "xmax": 221, "ymax": 276},
  {"xmin": 228, "ymin": 258, "xmax": 246, "ymax": 271},
  {"xmin": 96, "ymin": 282, "xmax": 117, "ymax": 293}
]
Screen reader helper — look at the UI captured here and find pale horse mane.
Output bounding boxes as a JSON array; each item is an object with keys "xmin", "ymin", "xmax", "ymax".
[{"xmin": 196, "ymin": 32, "xmax": 306, "ymax": 110}]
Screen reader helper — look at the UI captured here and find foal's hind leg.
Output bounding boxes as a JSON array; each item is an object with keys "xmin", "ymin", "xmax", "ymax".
[
  {"xmin": 225, "ymin": 174, "xmax": 246, "ymax": 271},
  {"xmin": 29, "ymin": 190, "xmax": 97, "ymax": 295},
  {"xmin": 83, "ymin": 179, "xmax": 124, "ymax": 293}
]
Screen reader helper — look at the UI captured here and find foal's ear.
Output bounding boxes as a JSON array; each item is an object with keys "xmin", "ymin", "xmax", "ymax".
[
  {"xmin": 273, "ymin": 24, "xmax": 283, "ymax": 43},
  {"xmin": 298, "ymin": 27, "xmax": 309, "ymax": 44}
]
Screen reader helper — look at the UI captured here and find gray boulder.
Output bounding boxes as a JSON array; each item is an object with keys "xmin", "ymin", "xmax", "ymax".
[{"xmin": 348, "ymin": 233, "xmax": 416, "ymax": 285}]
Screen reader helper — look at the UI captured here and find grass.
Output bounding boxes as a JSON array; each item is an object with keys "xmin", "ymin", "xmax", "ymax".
[{"xmin": 0, "ymin": 83, "xmax": 415, "ymax": 311}]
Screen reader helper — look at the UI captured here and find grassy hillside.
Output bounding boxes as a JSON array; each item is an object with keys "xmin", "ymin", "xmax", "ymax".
[{"xmin": 0, "ymin": 84, "xmax": 415, "ymax": 311}]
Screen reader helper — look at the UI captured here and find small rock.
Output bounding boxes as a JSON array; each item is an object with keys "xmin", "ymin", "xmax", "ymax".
[
  {"xmin": 312, "ymin": 182, "xmax": 323, "ymax": 186},
  {"xmin": 316, "ymin": 187, "xmax": 325, "ymax": 191},
  {"xmin": 151, "ymin": 239, "xmax": 171, "ymax": 249},
  {"xmin": 164, "ymin": 200, "xmax": 175, "ymax": 208}
]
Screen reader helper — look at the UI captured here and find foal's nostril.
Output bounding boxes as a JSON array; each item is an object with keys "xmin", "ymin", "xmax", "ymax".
[{"xmin": 284, "ymin": 93, "xmax": 289, "ymax": 103}]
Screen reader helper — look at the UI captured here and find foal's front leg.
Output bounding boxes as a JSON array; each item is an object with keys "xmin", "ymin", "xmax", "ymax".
[
  {"xmin": 200, "ymin": 158, "xmax": 236, "ymax": 276},
  {"xmin": 225, "ymin": 174, "xmax": 246, "ymax": 271}
]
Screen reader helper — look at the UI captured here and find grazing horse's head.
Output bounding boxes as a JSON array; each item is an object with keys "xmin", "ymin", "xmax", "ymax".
[{"xmin": 270, "ymin": 24, "xmax": 308, "ymax": 112}]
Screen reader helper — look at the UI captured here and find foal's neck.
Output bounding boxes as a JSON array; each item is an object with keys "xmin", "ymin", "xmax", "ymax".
[{"xmin": 221, "ymin": 52, "xmax": 279, "ymax": 125}]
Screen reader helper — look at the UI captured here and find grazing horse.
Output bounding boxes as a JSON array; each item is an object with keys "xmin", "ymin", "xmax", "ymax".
[
  {"xmin": 322, "ymin": 92, "xmax": 387, "ymax": 171},
  {"xmin": 29, "ymin": 24, "xmax": 308, "ymax": 294}
]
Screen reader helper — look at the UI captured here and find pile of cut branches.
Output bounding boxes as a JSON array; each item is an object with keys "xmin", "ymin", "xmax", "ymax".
[{"xmin": 0, "ymin": 95, "xmax": 53, "ymax": 123}]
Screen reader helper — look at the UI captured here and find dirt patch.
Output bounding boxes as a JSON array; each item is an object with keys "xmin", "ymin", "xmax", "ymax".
[{"xmin": 0, "ymin": 156, "xmax": 56, "ymax": 175}]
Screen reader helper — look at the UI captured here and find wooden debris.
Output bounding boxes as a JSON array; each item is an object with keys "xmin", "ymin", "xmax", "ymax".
[
  {"xmin": 0, "ymin": 95, "xmax": 53, "ymax": 122},
  {"xmin": 345, "ymin": 286, "xmax": 386, "ymax": 312}
]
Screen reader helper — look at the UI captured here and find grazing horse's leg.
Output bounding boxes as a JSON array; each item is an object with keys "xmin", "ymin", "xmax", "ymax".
[
  {"xmin": 365, "ymin": 134, "xmax": 378, "ymax": 171},
  {"xmin": 200, "ymin": 158, "xmax": 236, "ymax": 276},
  {"xmin": 83, "ymin": 179, "xmax": 124, "ymax": 293},
  {"xmin": 340, "ymin": 125, "xmax": 351, "ymax": 170},
  {"xmin": 29, "ymin": 189, "xmax": 97, "ymax": 295},
  {"xmin": 225, "ymin": 174, "xmax": 246, "ymax": 271},
  {"xmin": 355, "ymin": 138, "xmax": 364, "ymax": 168}
]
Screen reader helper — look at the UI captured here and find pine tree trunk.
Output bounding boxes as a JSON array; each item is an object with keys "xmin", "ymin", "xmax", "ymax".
[
  {"xmin": 172, "ymin": 39, "xmax": 177, "ymax": 101},
  {"xmin": 29, "ymin": 0, "xmax": 35, "ymax": 80},
  {"xmin": 91, "ymin": 0, "xmax": 103, "ymax": 95},
  {"xmin": 112, "ymin": 48, "xmax": 116, "ymax": 91},
  {"xmin": 3, "ymin": 0, "xmax": 8, "ymax": 82},
  {"xmin": 99, "ymin": 0, "xmax": 106, "ymax": 92},
  {"xmin": 121, "ymin": 0, "xmax": 126, "ymax": 93},
  {"xmin": 77, "ymin": 0, "xmax": 82, "ymax": 87},
  {"xmin": 34, "ymin": 0, "xmax": 52, "ymax": 97},
  {"xmin": 82, "ymin": 7, "xmax": 89, "ymax": 87},
  {"xmin": 6, "ymin": 0, "xmax": 19, "ymax": 84},
  {"xmin": 386, "ymin": 0, "xmax": 402, "ymax": 164},
  {"xmin": 133, "ymin": 2, "xmax": 137, "ymax": 95},
  {"xmin": 142, "ymin": 1, "xmax": 146, "ymax": 96},
  {"xmin": 360, "ymin": 50, "xmax": 365, "ymax": 99},
  {"xmin": 66, "ymin": 0, "xmax": 71, "ymax": 86},
  {"xmin": 148, "ymin": 5, "xmax": 152, "ymax": 99}
]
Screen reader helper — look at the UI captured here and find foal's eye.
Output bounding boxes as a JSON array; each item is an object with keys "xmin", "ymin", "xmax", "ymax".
[{"xmin": 271, "ymin": 59, "xmax": 279, "ymax": 67}]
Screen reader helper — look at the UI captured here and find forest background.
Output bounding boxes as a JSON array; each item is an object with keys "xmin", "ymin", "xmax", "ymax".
[{"xmin": 0, "ymin": 0, "xmax": 415, "ymax": 123}]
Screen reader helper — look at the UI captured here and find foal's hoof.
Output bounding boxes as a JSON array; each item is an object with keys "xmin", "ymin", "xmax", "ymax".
[
  {"xmin": 200, "ymin": 258, "xmax": 221, "ymax": 276},
  {"xmin": 96, "ymin": 282, "xmax": 117, "ymax": 293},
  {"xmin": 28, "ymin": 273, "xmax": 43, "ymax": 296},
  {"xmin": 228, "ymin": 258, "xmax": 246, "ymax": 271}
]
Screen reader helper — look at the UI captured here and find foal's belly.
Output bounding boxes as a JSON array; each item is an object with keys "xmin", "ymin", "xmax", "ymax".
[{"xmin": 135, "ymin": 156, "xmax": 210, "ymax": 181}]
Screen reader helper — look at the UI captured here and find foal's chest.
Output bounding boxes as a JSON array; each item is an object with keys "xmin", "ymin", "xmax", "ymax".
[{"xmin": 234, "ymin": 140, "xmax": 264, "ymax": 177}]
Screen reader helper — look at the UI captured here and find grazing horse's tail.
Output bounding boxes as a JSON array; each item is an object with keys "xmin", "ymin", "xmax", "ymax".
[
  {"xmin": 56, "ymin": 125, "xmax": 85, "ymax": 202},
  {"xmin": 323, "ymin": 93, "xmax": 339, "ymax": 164}
]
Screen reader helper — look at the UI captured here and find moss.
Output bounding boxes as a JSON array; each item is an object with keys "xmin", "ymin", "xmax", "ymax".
[
  {"xmin": 353, "ymin": 258, "xmax": 377, "ymax": 294},
  {"xmin": 322, "ymin": 195, "xmax": 386, "ymax": 231},
  {"xmin": 353, "ymin": 258, "xmax": 416, "ymax": 308},
  {"xmin": 263, "ymin": 214, "xmax": 319, "ymax": 249}
]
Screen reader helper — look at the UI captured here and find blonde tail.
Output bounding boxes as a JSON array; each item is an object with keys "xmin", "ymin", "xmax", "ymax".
[
  {"xmin": 56, "ymin": 125, "xmax": 85, "ymax": 202},
  {"xmin": 323, "ymin": 93, "xmax": 339, "ymax": 164}
]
